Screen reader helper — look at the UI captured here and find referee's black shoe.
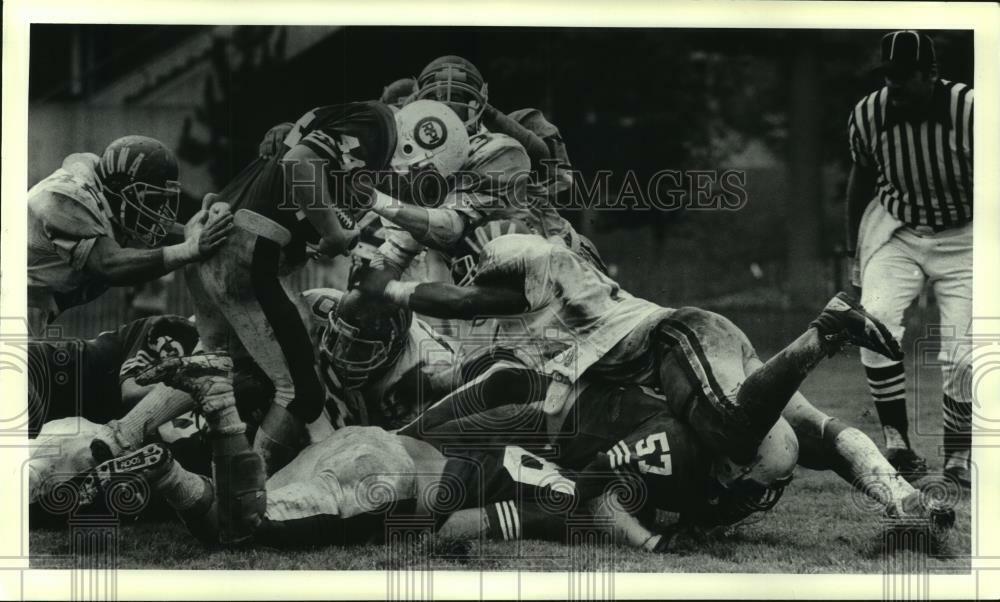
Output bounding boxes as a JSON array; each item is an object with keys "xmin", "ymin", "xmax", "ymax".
[{"xmin": 811, "ymin": 292, "xmax": 904, "ymax": 361}]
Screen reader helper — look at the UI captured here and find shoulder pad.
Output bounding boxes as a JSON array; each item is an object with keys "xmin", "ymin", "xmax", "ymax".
[
  {"xmin": 29, "ymin": 190, "xmax": 109, "ymax": 240},
  {"xmin": 507, "ymin": 108, "xmax": 561, "ymax": 139},
  {"xmin": 467, "ymin": 132, "xmax": 530, "ymax": 174}
]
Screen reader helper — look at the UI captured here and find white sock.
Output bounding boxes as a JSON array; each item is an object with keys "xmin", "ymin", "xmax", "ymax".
[
  {"xmin": 834, "ymin": 426, "xmax": 914, "ymax": 508},
  {"xmin": 101, "ymin": 385, "xmax": 195, "ymax": 454},
  {"xmin": 154, "ymin": 460, "xmax": 210, "ymax": 511}
]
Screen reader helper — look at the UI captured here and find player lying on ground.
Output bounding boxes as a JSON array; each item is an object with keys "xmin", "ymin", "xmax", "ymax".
[
  {"xmin": 356, "ymin": 221, "xmax": 952, "ymax": 542},
  {"xmin": 27, "ymin": 288, "xmax": 458, "ymax": 511},
  {"xmin": 358, "ymin": 220, "xmax": 902, "ymax": 466},
  {"xmin": 178, "ymin": 98, "xmax": 469, "ymax": 511},
  {"xmin": 59, "ymin": 360, "xmax": 951, "ymax": 552},
  {"xmin": 28, "ymin": 135, "xmax": 233, "ymax": 336},
  {"xmin": 26, "ymin": 314, "xmax": 199, "ymax": 437}
]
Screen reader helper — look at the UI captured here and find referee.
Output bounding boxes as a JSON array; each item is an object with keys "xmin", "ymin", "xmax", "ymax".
[{"xmin": 845, "ymin": 31, "xmax": 973, "ymax": 486}]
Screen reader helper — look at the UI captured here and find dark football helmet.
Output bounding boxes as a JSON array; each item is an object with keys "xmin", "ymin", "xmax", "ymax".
[
  {"xmin": 319, "ymin": 289, "xmax": 413, "ymax": 390},
  {"xmin": 449, "ymin": 218, "xmax": 534, "ymax": 287},
  {"xmin": 146, "ymin": 315, "xmax": 200, "ymax": 360},
  {"xmin": 96, "ymin": 135, "xmax": 181, "ymax": 247},
  {"xmin": 414, "ymin": 55, "xmax": 489, "ymax": 133}
]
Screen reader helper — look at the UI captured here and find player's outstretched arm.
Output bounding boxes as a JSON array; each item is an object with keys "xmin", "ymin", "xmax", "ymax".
[
  {"xmin": 360, "ymin": 272, "xmax": 528, "ymax": 320},
  {"xmin": 83, "ymin": 208, "xmax": 233, "ymax": 285},
  {"xmin": 369, "ymin": 190, "xmax": 467, "ymax": 249}
]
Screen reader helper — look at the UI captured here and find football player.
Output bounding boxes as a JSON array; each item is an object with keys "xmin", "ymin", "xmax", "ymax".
[
  {"xmin": 27, "ymin": 288, "xmax": 459, "ymax": 516},
  {"xmin": 26, "ymin": 314, "xmax": 199, "ymax": 437},
  {"xmin": 58, "ymin": 373, "xmax": 949, "ymax": 552},
  {"xmin": 426, "ymin": 379, "xmax": 953, "ymax": 551},
  {"xmin": 359, "ymin": 220, "xmax": 903, "ymax": 470},
  {"xmin": 28, "ymin": 135, "xmax": 233, "ymax": 335},
  {"xmin": 364, "ymin": 56, "xmax": 606, "ymax": 278},
  {"xmin": 179, "ymin": 98, "xmax": 469, "ymax": 509}
]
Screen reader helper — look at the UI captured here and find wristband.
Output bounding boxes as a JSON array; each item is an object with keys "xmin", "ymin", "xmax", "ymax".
[
  {"xmin": 371, "ymin": 190, "xmax": 397, "ymax": 215},
  {"xmin": 163, "ymin": 241, "xmax": 200, "ymax": 271},
  {"xmin": 383, "ymin": 280, "xmax": 418, "ymax": 307}
]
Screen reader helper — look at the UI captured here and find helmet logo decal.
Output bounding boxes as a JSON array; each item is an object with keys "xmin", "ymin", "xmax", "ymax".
[
  {"xmin": 116, "ymin": 146, "xmax": 131, "ymax": 173},
  {"xmin": 127, "ymin": 153, "xmax": 146, "ymax": 179},
  {"xmin": 414, "ymin": 116, "xmax": 447, "ymax": 150}
]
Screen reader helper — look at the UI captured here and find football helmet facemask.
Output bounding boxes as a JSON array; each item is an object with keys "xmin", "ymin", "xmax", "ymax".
[
  {"xmin": 414, "ymin": 55, "xmax": 489, "ymax": 133},
  {"xmin": 96, "ymin": 135, "xmax": 181, "ymax": 247},
  {"xmin": 319, "ymin": 289, "xmax": 413, "ymax": 390},
  {"xmin": 449, "ymin": 218, "xmax": 534, "ymax": 287}
]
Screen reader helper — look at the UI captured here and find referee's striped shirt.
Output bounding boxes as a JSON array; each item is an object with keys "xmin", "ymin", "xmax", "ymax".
[{"xmin": 848, "ymin": 79, "xmax": 973, "ymax": 231}]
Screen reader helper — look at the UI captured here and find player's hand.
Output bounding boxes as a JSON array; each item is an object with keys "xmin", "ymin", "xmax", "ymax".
[
  {"xmin": 259, "ymin": 122, "xmax": 294, "ymax": 159},
  {"xmin": 184, "ymin": 207, "xmax": 234, "ymax": 259}
]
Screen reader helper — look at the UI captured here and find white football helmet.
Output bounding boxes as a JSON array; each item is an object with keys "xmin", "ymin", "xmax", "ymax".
[
  {"xmin": 702, "ymin": 416, "xmax": 799, "ymax": 526},
  {"xmin": 391, "ymin": 100, "xmax": 470, "ymax": 178},
  {"xmin": 714, "ymin": 417, "xmax": 799, "ymax": 490}
]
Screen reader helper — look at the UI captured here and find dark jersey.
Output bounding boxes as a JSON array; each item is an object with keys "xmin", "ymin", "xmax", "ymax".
[
  {"xmin": 217, "ymin": 102, "xmax": 397, "ymax": 263},
  {"xmin": 27, "ymin": 315, "xmax": 199, "ymax": 435},
  {"xmin": 415, "ymin": 380, "xmax": 710, "ymax": 518}
]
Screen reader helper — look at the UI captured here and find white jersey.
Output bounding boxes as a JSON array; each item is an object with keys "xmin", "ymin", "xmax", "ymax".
[
  {"xmin": 28, "ymin": 153, "xmax": 116, "ymax": 331},
  {"xmin": 474, "ymin": 234, "xmax": 673, "ymax": 385}
]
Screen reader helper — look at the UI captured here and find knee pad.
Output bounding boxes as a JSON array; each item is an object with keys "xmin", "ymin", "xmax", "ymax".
[{"xmin": 212, "ymin": 449, "xmax": 267, "ymax": 545}]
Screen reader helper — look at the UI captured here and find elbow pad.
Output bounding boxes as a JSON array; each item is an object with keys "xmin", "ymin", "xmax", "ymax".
[{"xmin": 376, "ymin": 226, "xmax": 424, "ymax": 273}]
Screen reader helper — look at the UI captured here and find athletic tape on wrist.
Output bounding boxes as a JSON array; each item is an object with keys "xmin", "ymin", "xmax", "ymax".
[
  {"xmin": 371, "ymin": 190, "xmax": 396, "ymax": 214},
  {"xmin": 163, "ymin": 241, "xmax": 199, "ymax": 270},
  {"xmin": 383, "ymin": 280, "xmax": 418, "ymax": 307}
]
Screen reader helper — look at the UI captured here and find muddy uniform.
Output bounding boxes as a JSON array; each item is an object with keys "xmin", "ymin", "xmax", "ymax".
[
  {"xmin": 190, "ymin": 102, "xmax": 397, "ymax": 425},
  {"xmin": 28, "ymin": 153, "xmax": 118, "ymax": 333}
]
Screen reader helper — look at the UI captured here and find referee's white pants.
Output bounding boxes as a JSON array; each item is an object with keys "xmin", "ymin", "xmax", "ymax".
[{"xmin": 859, "ymin": 222, "xmax": 972, "ymax": 402}]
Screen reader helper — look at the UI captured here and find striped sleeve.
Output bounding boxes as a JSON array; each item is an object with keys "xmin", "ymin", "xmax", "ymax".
[
  {"xmin": 848, "ymin": 99, "xmax": 873, "ymax": 168},
  {"xmin": 300, "ymin": 129, "xmax": 343, "ymax": 165}
]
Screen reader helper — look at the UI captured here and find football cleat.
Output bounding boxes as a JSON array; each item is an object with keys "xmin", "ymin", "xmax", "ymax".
[
  {"xmin": 810, "ymin": 293, "xmax": 903, "ymax": 361},
  {"xmin": 58, "ymin": 443, "xmax": 171, "ymax": 514},
  {"xmin": 134, "ymin": 353, "xmax": 235, "ymax": 414},
  {"xmin": 886, "ymin": 447, "xmax": 929, "ymax": 483},
  {"xmin": 884, "ymin": 487, "xmax": 956, "ymax": 531}
]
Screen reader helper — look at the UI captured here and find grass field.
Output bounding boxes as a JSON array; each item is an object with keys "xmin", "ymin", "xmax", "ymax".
[{"xmin": 29, "ymin": 345, "xmax": 974, "ymax": 573}]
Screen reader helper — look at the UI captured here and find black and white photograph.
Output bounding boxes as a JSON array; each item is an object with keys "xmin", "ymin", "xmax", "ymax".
[{"xmin": 2, "ymin": 1, "xmax": 997, "ymax": 599}]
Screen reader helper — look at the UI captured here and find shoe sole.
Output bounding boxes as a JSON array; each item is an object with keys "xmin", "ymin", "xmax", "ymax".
[{"xmin": 74, "ymin": 444, "xmax": 170, "ymax": 509}]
